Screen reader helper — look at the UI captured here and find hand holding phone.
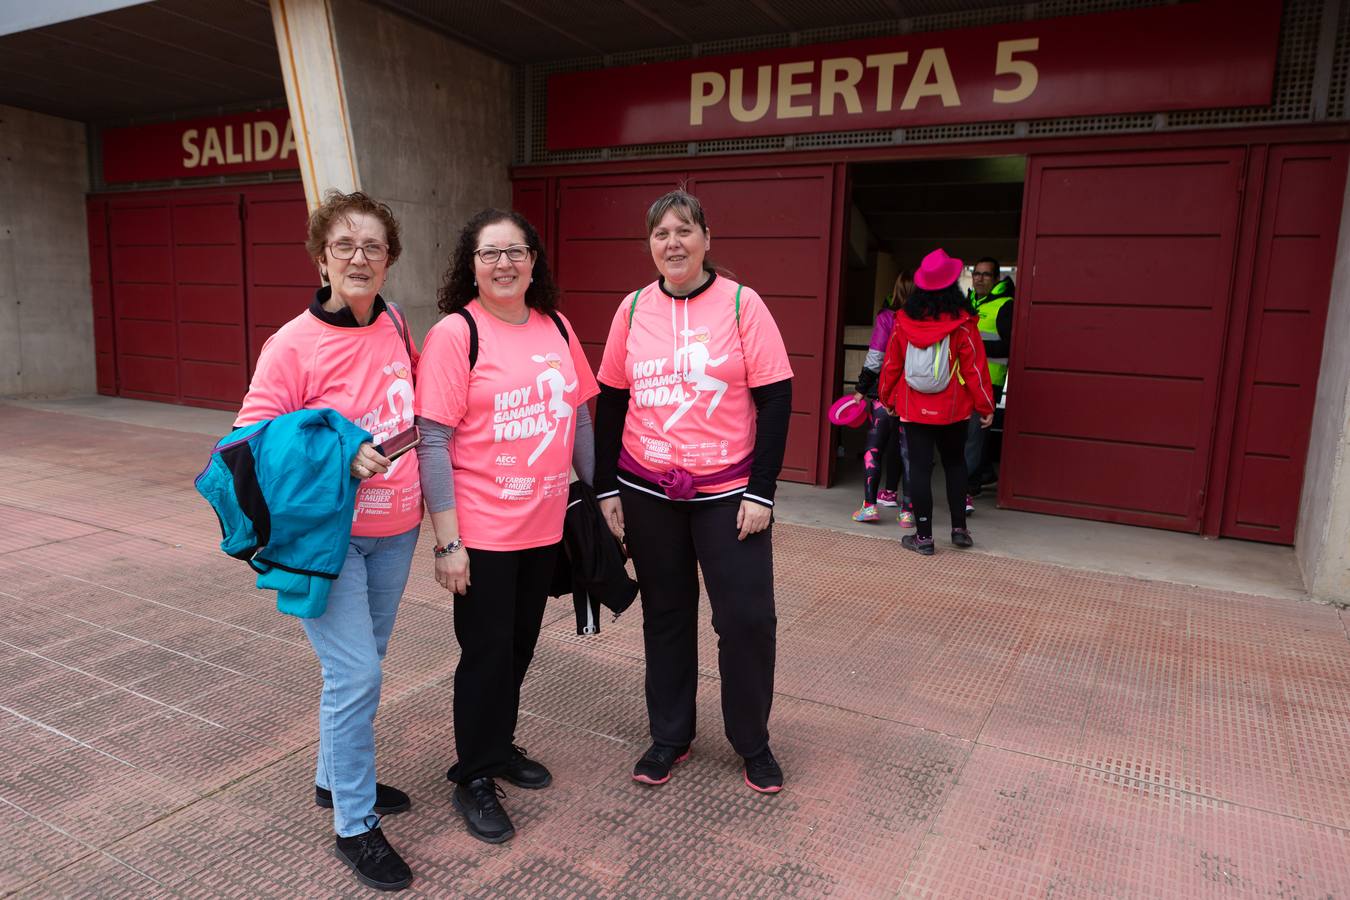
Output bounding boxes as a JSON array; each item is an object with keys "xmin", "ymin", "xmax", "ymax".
[{"xmin": 376, "ymin": 425, "xmax": 422, "ymax": 461}]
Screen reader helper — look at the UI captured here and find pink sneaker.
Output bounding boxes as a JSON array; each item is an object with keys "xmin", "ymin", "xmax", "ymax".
[
  {"xmin": 876, "ymin": 489, "xmax": 898, "ymax": 507},
  {"xmin": 852, "ymin": 504, "xmax": 879, "ymax": 523},
  {"xmin": 898, "ymin": 507, "xmax": 915, "ymax": 528}
]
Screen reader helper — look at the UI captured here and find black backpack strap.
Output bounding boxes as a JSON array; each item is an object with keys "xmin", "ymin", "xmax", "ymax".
[
  {"xmin": 453, "ymin": 307, "xmax": 479, "ymax": 370},
  {"xmin": 384, "ymin": 300, "xmax": 415, "ymax": 384},
  {"xmin": 546, "ymin": 309, "xmax": 569, "ymax": 345}
]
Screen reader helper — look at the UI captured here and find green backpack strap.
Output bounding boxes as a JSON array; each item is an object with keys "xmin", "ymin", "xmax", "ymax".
[
  {"xmin": 627, "ymin": 289, "xmax": 642, "ymax": 327},
  {"xmin": 734, "ymin": 284, "xmax": 742, "ymax": 325}
]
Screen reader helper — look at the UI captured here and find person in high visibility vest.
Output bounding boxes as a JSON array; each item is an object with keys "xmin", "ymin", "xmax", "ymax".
[{"xmin": 964, "ymin": 257, "xmax": 1014, "ymax": 508}]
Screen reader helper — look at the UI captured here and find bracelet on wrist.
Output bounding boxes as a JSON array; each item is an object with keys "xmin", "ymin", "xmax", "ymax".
[{"xmin": 434, "ymin": 538, "xmax": 464, "ymax": 557}]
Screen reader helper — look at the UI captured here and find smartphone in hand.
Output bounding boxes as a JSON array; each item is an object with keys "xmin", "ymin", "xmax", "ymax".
[{"xmin": 376, "ymin": 426, "xmax": 421, "ymax": 461}]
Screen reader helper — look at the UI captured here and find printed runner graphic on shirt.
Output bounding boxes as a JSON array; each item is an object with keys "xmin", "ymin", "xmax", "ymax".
[
  {"xmin": 489, "ymin": 353, "xmax": 577, "ymax": 499},
  {"xmin": 352, "ymin": 358, "xmax": 418, "ymax": 520},
  {"xmin": 631, "ymin": 325, "xmax": 729, "ymax": 433}
]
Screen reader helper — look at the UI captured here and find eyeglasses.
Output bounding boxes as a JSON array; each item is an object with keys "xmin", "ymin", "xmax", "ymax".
[
  {"xmin": 971, "ymin": 270, "xmax": 998, "ymax": 279},
  {"xmin": 474, "ymin": 245, "xmax": 532, "ymax": 264},
  {"xmin": 328, "ymin": 241, "xmax": 389, "ymax": 261}
]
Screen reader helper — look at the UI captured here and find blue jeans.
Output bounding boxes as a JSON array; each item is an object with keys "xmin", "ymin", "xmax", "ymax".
[{"xmin": 302, "ymin": 524, "xmax": 419, "ymax": 837}]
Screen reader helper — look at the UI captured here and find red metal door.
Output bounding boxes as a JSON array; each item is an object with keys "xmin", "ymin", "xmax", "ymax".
[
  {"xmin": 242, "ymin": 183, "xmax": 312, "ymax": 374},
  {"xmin": 173, "ymin": 191, "xmax": 248, "ymax": 408},
  {"xmin": 1219, "ymin": 144, "xmax": 1349, "ymax": 543},
  {"xmin": 1000, "ymin": 148, "xmax": 1246, "ymax": 532},
  {"xmin": 107, "ymin": 196, "xmax": 182, "ymax": 404},
  {"xmin": 86, "ymin": 199, "xmax": 116, "ymax": 395}
]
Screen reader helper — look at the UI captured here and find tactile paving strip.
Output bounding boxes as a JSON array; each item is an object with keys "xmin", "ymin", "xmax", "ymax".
[{"xmin": 2, "ymin": 402, "xmax": 1349, "ymax": 896}]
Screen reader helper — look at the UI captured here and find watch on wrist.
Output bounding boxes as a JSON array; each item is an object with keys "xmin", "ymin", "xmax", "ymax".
[{"xmin": 434, "ymin": 538, "xmax": 464, "ymax": 558}]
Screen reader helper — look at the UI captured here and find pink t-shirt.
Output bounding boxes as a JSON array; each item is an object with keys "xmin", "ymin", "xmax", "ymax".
[
  {"xmin": 416, "ymin": 302, "xmax": 599, "ymax": 551},
  {"xmin": 235, "ymin": 306, "xmax": 423, "ymax": 538},
  {"xmin": 597, "ymin": 276, "xmax": 793, "ymax": 493}
]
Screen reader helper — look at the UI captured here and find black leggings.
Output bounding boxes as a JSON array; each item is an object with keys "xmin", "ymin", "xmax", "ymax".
[
  {"xmin": 861, "ymin": 403, "xmax": 907, "ymax": 505},
  {"xmin": 447, "ymin": 543, "xmax": 559, "ymax": 783},
  {"xmin": 905, "ymin": 421, "xmax": 969, "ymax": 538},
  {"xmin": 620, "ymin": 487, "xmax": 776, "ymax": 757}
]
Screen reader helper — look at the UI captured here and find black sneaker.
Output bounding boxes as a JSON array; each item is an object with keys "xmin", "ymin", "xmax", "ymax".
[
  {"xmin": 503, "ymin": 744, "xmax": 552, "ymax": 790},
  {"xmin": 632, "ymin": 743, "xmax": 691, "ymax": 786},
  {"xmin": 334, "ymin": 826, "xmax": 412, "ymax": 892},
  {"xmin": 316, "ymin": 783, "xmax": 411, "ymax": 816},
  {"xmin": 743, "ymin": 747, "xmax": 784, "ymax": 794},
  {"xmin": 452, "ymin": 777, "xmax": 515, "ymax": 844},
  {"xmin": 951, "ymin": 528, "xmax": 974, "ymax": 548},
  {"xmin": 901, "ymin": 534, "xmax": 935, "ymax": 556}
]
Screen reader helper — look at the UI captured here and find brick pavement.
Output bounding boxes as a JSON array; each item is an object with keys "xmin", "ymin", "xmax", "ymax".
[{"xmin": 1, "ymin": 401, "xmax": 1348, "ymax": 897}]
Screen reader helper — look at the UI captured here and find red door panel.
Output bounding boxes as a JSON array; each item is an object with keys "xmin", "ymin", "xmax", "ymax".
[
  {"xmin": 1001, "ymin": 148, "xmax": 1245, "ymax": 532},
  {"xmin": 108, "ymin": 198, "xmax": 178, "ymax": 403},
  {"xmin": 86, "ymin": 199, "xmax": 115, "ymax": 395},
  {"xmin": 243, "ymin": 184, "xmax": 312, "ymax": 373},
  {"xmin": 173, "ymin": 194, "xmax": 246, "ymax": 409},
  {"xmin": 512, "ymin": 178, "xmax": 550, "ymax": 248},
  {"xmin": 1220, "ymin": 144, "xmax": 1349, "ymax": 543}
]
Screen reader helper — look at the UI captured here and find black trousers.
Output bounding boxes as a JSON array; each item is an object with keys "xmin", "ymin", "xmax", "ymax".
[
  {"xmin": 905, "ymin": 420, "xmax": 969, "ymax": 538},
  {"xmin": 620, "ymin": 487, "xmax": 776, "ymax": 758},
  {"xmin": 447, "ymin": 543, "xmax": 559, "ymax": 783}
]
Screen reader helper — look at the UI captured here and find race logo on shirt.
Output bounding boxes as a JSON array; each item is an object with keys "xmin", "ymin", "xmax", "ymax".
[
  {"xmin": 353, "ymin": 359, "xmax": 418, "ymax": 517},
  {"xmin": 489, "ymin": 353, "xmax": 578, "ymax": 500},
  {"xmin": 631, "ymin": 325, "xmax": 729, "ymax": 432}
]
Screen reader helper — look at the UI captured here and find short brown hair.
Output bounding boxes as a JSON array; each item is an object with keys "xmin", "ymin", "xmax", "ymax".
[{"xmin": 305, "ymin": 190, "xmax": 402, "ymax": 273}]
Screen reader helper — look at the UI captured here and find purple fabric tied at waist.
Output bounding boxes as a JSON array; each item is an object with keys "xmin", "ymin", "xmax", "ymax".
[{"xmin": 618, "ymin": 447, "xmax": 752, "ymax": 501}]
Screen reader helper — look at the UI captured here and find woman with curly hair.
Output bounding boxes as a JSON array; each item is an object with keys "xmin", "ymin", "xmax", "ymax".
[
  {"xmin": 877, "ymin": 248, "xmax": 995, "ymax": 556},
  {"xmin": 413, "ymin": 209, "xmax": 598, "ymax": 844}
]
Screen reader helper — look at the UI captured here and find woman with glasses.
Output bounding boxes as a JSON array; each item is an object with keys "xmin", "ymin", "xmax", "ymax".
[
  {"xmin": 235, "ymin": 190, "xmax": 421, "ymax": 891},
  {"xmin": 414, "ymin": 209, "xmax": 598, "ymax": 844}
]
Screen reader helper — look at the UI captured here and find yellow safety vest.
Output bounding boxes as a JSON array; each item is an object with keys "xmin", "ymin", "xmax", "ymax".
[{"xmin": 971, "ymin": 283, "xmax": 1013, "ymax": 388}]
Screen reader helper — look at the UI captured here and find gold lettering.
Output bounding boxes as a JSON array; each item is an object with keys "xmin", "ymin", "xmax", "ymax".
[
  {"xmin": 224, "ymin": 126, "xmax": 244, "ymax": 164},
  {"xmin": 901, "ymin": 48, "xmax": 960, "ymax": 109},
  {"xmin": 181, "ymin": 128, "xmax": 200, "ymax": 168},
  {"xmin": 254, "ymin": 121, "xmax": 279, "ymax": 160},
  {"xmin": 201, "ymin": 127, "xmax": 225, "ymax": 166},
  {"xmin": 864, "ymin": 52, "xmax": 909, "ymax": 112},
  {"xmin": 820, "ymin": 57, "xmax": 864, "ymax": 116},
  {"xmin": 730, "ymin": 66, "xmax": 772, "ymax": 123},
  {"xmin": 243, "ymin": 123, "xmax": 253, "ymax": 162},
  {"xmin": 690, "ymin": 72, "xmax": 726, "ymax": 126},
  {"xmin": 776, "ymin": 61, "xmax": 814, "ymax": 119},
  {"xmin": 993, "ymin": 38, "xmax": 1039, "ymax": 104},
  {"xmin": 280, "ymin": 120, "xmax": 297, "ymax": 160}
]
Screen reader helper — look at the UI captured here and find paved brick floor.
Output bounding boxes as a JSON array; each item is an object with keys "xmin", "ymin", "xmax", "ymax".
[{"xmin": 2, "ymin": 401, "xmax": 1348, "ymax": 898}]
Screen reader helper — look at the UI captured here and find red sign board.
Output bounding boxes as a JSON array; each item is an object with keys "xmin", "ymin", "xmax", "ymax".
[
  {"xmin": 547, "ymin": 0, "xmax": 1281, "ymax": 151},
  {"xmin": 102, "ymin": 108, "xmax": 298, "ymax": 184}
]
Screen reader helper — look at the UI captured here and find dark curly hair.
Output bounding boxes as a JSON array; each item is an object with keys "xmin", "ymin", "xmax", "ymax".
[
  {"xmin": 904, "ymin": 283, "xmax": 976, "ymax": 321},
  {"xmin": 306, "ymin": 190, "xmax": 402, "ymax": 280},
  {"xmin": 437, "ymin": 209, "xmax": 558, "ymax": 314}
]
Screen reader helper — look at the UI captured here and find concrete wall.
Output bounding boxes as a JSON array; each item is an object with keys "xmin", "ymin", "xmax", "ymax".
[
  {"xmin": 329, "ymin": 0, "xmax": 513, "ymax": 341},
  {"xmin": 0, "ymin": 105, "xmax": 92, "ymax": 397},
  {"xmin": 1297, "ymin": 172, "xmax": 1350, "ymax": 603}
]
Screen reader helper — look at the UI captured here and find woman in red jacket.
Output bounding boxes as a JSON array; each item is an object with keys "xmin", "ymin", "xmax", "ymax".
[{"xmin": 878, "ymin": 248, "xmax": 995, "ymax": 555}]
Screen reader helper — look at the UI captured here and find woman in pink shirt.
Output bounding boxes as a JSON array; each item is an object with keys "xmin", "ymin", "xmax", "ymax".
[
  {"xmin": 415, "ymin": 209, "xmax": 598, "ymax": 845},
  {"xmin": 235, "ymin": 191, "xmax": 420, "ymax": 892},
  {"xmin": 594, "ymin": 190, "xmax": 794, "ymax": 794}
]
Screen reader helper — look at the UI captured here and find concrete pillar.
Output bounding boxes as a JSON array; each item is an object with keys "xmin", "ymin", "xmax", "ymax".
[
  {"xmin": 0, "ymin": 105, "xmax": 92, "ymax": 397},
  {"xmin": 268, "ymin": 0, "xmax": 514, "ymax": 339},
  {"xmin": 269, "ymin": 0, "xmax": 361, "ymax": 205},
  {"xmin": 1297, "ymin": 170, "xmax": 1350, "ymax": 604}
]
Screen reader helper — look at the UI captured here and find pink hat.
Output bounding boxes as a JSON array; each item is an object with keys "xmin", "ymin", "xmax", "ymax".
[
  {"xmin": 828, "ymin": 394, "xmax": 870, "ymax": 428},
  {"xmin": 914, "ymin": 248, "xmax": 964, "ymax": 291}
]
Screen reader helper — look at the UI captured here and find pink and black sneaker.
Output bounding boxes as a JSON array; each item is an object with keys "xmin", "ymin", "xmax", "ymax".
[
  {"xmin": 743, "ymin": 747, "xmax": 784, "ymax": 794},
  {"xmin": 633, "ymin": 743, "xmax": 690, "ymax": 786}
]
